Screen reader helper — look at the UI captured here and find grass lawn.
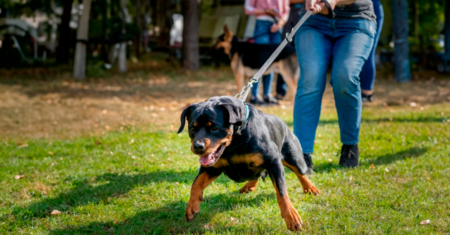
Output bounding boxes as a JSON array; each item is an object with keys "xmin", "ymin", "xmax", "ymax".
[{"xmin": 0, "ymin": 66, "xmax": 450, "ymax": 234}]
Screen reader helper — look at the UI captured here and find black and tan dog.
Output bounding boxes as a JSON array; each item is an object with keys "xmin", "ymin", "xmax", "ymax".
[
  {"xmin": 178, "ymin": 96, "xmax": 319, "ymax": 231},
  {"xmin": 214, "ymin": 25, "xmax": 300, "ymax": 98}
]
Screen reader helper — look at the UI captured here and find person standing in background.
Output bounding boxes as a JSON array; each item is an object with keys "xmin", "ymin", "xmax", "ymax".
[
  {"xmin": 359, "ymin": 0, "xmax": 384, "ymax": 102},
  {"xmin": 245, "ymin": 0, "xmax": 290, "ymax": 105},
  {"xmin": 278, "ymin": 0, "xmax": 304, "ymax": 101}
]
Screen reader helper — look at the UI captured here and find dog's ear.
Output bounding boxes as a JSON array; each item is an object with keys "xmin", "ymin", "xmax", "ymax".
[
  {"xmin": 220, "ymin": 103, "xmax": 246, "ymax": 128},
  {"xmin": 177, "ymin": 105, "xmax": 193, "ymax": 134},
  {"xmin": 224, "ymin": 24, "xmax": 232, "ymax": 40}
]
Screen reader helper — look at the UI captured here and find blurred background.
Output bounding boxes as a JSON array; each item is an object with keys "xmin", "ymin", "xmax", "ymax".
[
  {"xmin": 0, "ymin": 0, "xmax": 449, "ymax": 140},
  {"xmin": 0, "ymin": 0, "xmax": 449, "ymax": 74}
]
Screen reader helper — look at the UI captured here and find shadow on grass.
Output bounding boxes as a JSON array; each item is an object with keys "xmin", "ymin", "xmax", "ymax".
[
  {"xmin": 48, "ymin": 193, "xmax": 274, "ymax": 234},
  {"xmin": 2, "ymin": 170, "xmax": 227, "ymax": 225},
  {"xmin": 363, "ymin": 147, "xmax": 428, "ymax": 166},
  {"xmin": 285, "ymin": 117, "xmax": 447, "ymax": 128},
  {"xmin": 313, "ymin": 147, "xmax": 428, "ymax": 173}
]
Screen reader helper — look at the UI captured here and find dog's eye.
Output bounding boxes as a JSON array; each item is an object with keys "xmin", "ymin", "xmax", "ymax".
[{"xmin": 211, "ymin": 127, "xmax": 219, "ymax": 131}]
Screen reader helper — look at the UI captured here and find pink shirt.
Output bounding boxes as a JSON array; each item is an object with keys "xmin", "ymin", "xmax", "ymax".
[{"xmin": 245, "ymin": 0, "xmax": 290, "ymax": 22}]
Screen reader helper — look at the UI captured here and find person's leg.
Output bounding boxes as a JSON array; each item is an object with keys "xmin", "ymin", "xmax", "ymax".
[
  {"xmin": 276, "ymin": 74, "xmax": 288, "ymax": 99},
  {"xmin": 330, "ymin": 20, "xmax": 375, "ymax": 148},
  {"xmin": 293, "ymin": 25, "xmax": 332, "ymax": 154},
  {"xmin": 269, "ymin": 27, "xmax": 288, "ymax": 99},
  {"xmin": 262, "ymin": 73, "xmax": 274, "ymax": 97},
  {"xmin": 261, "ymin": 31, "xmax": 283, "ymax": 102},
  {"xmin": 251, "ymin": 20, "xmax": 272, "ymax": 102},
  {"xmin": 360, "ymin": 0, "xmax": 384, "ymax": 98}
]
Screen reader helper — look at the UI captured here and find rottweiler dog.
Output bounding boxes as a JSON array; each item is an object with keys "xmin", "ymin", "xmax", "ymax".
[{"xmin": 178, "ymin": 96, "xmax": 319, "ymax": 231}]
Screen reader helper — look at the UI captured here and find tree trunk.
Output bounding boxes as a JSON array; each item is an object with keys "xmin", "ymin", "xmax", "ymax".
[
  {"xmin": 445, "ymin": 0, "xmax": 450, "ymax": 55},
  {"xmin": 118, "ymin": 0, "xmax": 128, "ymax": 73},
  {"xmin": 182, "ymin": 0, "xmax": 199, "ymax": 71},
  {"xmin": 101, "ymin": 0, "xmax": 109, "ymax": 63},
  {"xmin": 57, "ymin": 0, "xmax": 74, "ymax": 64},
  {"xmin": 119, "ymin": 42, "xmax": 127, "ymax": 72},
  {"xmin": 134, "ymin": 0, "xmax": 142, "ymax": 59},
  {"xmin": 154, "ymin": 0, "xmax": 172, "ymax": 48},
  {"xmin": 73, "ymin": 0, "xmax": 92, "ymax": 79},
  {"xmin": 392, "ymin": 0, "xmax": 410, "ymax": 82}
]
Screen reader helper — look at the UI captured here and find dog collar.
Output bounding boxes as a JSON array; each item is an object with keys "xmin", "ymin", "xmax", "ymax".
[
  {"xmin": 245, "ymin": 104, "xmax": 250, "ymax": 122},
  {"xmin": 233, "ymin": 103, "xmax": 250, "ymax": 135}
]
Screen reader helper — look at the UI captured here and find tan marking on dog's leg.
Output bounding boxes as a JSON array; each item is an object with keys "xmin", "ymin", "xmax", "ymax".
[
  {"xmin": 282, "ymin": 161, "xmax": 319, "ymax": 195},
  {"xmin": 185, "ymin": 172, "xmax": 218, "ymax": 221},
  {"xmin": 271, "ymin": 180, "xmax": 303, "ymax": 231},
  {"xmin": 298, "ymin": 174, "xmax": 319, "ymax": 195},
  {"xmin": 239, "ymin": 179, "xmax": 258, "ymax": 194}
]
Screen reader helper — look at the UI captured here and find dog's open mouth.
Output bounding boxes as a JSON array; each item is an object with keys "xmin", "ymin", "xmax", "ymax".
[{"xmin": 199, "ymin": 143, "xmax": 226, "ymax": 167}]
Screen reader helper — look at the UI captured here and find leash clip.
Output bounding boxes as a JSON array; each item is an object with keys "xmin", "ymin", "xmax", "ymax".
[{"xmin": 286, "ymin": 32, "xmax": 292, "ymax": 42}]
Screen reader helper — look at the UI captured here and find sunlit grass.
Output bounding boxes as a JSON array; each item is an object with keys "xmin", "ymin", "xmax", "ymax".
[{"xmin": 1, "ymin": 102, "xmax": 449, "ymax": 234}]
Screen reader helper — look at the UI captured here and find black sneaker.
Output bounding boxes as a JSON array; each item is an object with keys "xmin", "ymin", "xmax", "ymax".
[
  {"xmin": 249, "ymin": 96, "xmax": 265, "ymax": 106},
  {"xmin": 303, "ymin": 153, "xmax": 314, "ymax": 175},
  {"xmin": 263, "ymin": 95, "xmax": 279, "ymax": 105},
  {"xmin": 338, "ymin": 144, "xmax": 359, "ymax": 167},
  {"xmin": 362, "ymin": 93, "xmax": 373, "ymax": 103}
]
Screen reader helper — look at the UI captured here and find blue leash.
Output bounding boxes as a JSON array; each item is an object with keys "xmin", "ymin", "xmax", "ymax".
[{"xmin": 245, "ymin": 104, "xmax": 250, "ymax": 122}]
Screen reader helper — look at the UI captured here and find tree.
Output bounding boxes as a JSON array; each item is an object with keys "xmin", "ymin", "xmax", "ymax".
[
  {"xmin": 118, "ymin": 0, "xmax": 128, "ymax": 73},
  {"xmin": 73, "ymin": 0, "xmax": 92, "ymax": 79},
  {"xmin": 153, "ymin": 0, "xmax": 172, "ymax": 48},
  {"xmin": 134, "ymin": 0, "xmax": 142, "ymax": 59},
  {"xmin": 182, "ymin": 0, "xmax": 199, "ymax": 71},
  {"xmin": 56, "ymin": 0, "xmax": 74, "ymax": 64},
  {"xmin": 392, "ymin": 0, "xmax": 411, "ymax": 82},
  {"xmin": 445, "ymin": 0, "xmax": 450, "ymax": 55}
]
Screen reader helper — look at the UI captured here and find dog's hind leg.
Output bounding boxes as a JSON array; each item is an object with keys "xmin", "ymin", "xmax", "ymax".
[
  {"xmin": 185, "ymin": 167, "xmax": 222, "ymax": 221},
  {"xmin": 234, "ymin": 71, "xmax": 245, "ymax": 94},
  {"xmin": 283, "ymin": 160, "xmax": 320, "ymax": 195},
  {"xmin": 268, "ymin": 159, "xmax": 304, "ymax": 231},
  {"xmin": 279, "ymin": 56, "xmax": 299, "ymax": 101},
  {"xmin": 281, "ymin": 132, "xmax": 320, "ymax": 195},
  {"xmin": 231, "ymin": 54, "xmax": 245, "ymax": 93},
  {"xmin": 239, "ymin": 179, "xmax": 258, "ymax": 193}
]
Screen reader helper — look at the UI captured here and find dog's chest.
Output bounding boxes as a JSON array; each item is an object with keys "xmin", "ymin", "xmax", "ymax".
[{"xmin": 215, "ymin": 153, "xmax": 266, "ymax": 182}]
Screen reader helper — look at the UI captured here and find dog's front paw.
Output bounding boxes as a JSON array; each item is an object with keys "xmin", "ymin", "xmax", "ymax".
[
  {"xmin": 303, "ymin": 185, "xmax": 320, "ymax": 196},
  {"xmin": 185, "ymin": 201, "xmax": 200, "ymax": 221},
  {"xmin": 283, "ymin": 208, "xmax": 303, "ymax": 231}
]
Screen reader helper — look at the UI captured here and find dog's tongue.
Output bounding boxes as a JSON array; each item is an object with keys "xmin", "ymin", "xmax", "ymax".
[{"xmin": 199, "ymin": 153, "xmax": 214, "ymax": 166}]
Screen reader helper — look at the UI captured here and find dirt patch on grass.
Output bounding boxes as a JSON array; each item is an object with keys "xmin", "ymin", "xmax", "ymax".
[{"xmin": 0, "ymin": 61, "xmax": 449, "ymax": 140}]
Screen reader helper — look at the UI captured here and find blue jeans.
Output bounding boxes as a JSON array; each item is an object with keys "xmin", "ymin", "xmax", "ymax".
[
  {"xmin": 294, "ymin": 15, "xmax": 375, "ymax": 153},
  {"xmin": 360, "ymin": 0, "xmax": 384, "ymax": 91},
  {"xmin": 251, "ymin": 20, "xmax": 282, "ymax": 98}
]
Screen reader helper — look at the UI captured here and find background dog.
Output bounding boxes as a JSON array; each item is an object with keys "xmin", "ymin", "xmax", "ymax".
[
  {"xmin": 214, "ymin": 25, "xmax": 300, "ymax": 101},
  {"xmin": 178, "ymin": 96, "xmax": 319, "ymax": 231}
]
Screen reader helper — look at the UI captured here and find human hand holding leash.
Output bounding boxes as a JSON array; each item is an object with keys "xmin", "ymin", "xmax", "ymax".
[
  {"xmin": 305, "ymin": 0, "xmax": 334, "ymax": 15},
  {"xmin": 270, "ymin": 24, "xmax": 280, "ymax": 33},
  {"xmin": 306, "ymin": 0, "xmax": 355, "ymax": 16}
]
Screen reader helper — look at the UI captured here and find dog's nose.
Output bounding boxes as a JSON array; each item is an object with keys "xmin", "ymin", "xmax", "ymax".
[{"xmin": 193, "ymin": 141, "xmax": 206, "ymax": 152}]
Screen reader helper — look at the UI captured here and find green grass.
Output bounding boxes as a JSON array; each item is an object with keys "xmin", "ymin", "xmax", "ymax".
[{"xmin": 1, "ymin": 103, "xmax": 450, "ymax": 234}]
